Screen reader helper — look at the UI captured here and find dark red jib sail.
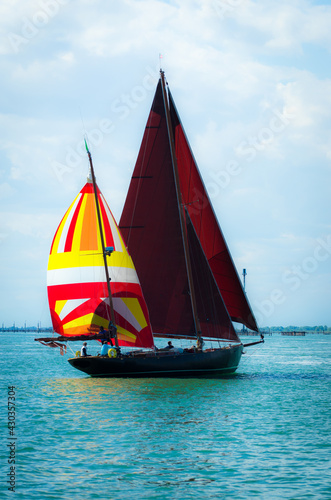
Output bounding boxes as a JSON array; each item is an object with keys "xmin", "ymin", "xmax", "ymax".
[{"xmin": 119, "ymin": 76, "xmax": 258, "ymax": 341}]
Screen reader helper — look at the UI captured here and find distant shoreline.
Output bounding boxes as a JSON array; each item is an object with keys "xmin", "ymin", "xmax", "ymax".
[{"xmin": 1, "ymin": 327, "xmax": 330, "ymax": 334}]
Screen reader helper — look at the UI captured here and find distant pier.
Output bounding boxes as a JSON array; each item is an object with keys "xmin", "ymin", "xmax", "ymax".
[{"xmin": 281, "ymin": 331, "xmax": 306, "ymax": 336}]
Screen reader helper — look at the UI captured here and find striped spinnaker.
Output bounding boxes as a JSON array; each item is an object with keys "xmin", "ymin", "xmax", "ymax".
[{"xmin": 47, "ymin": 180, "xmax": 154, "ymax": 349}]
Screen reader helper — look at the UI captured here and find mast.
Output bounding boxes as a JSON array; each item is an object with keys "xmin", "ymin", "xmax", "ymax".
[
  {"xmin": 84, "ymin": 140, "xmax": 118, "ymax": 348},
  {"xmin": 160, "ymin": 71, "xmax": 202, "ymax": 339}
]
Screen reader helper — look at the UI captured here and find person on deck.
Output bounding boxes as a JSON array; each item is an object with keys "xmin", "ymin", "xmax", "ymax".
[
  {"xmin": 100, "ymin": 341, "xmax": 109, "ymax": 356},
  {"xmin": 99, "ymin": 326, "xmax": 106, "ymax": 337},
  {"xmin": 108, "ymin": 321, "xmax": 117, "ymax": 348},
  {"xmin": 165, "ymin": 341, "xmax": 174, "ymax": 350},
  {"xmin": 81, "ymin": 342, "xmax": 88, "ymax": 357},
  {"xmin": 98, "ymin": 324, "xmax": 114, "ymax": 346},
  {"xmin": 197, "ymin": 336, "xmax": 204, "ymax": 351},
  {"xmin": 99, "ymin": 325, "xmax": 113, "ymax": 344}
]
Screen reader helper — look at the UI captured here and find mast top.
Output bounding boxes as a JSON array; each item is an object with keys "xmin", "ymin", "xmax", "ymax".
[
  {"xmin": 85, "ymin": 138, "xmax": 93, "ymax": 183},
  {"xmin": 159, "ymin": 53, "xmax": 164, "ymax": 72}
]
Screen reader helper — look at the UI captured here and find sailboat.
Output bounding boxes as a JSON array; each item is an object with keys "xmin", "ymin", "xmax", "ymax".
[{"xmin": 36, "ymin": 71, "xmax": 263, "ymax": 377}]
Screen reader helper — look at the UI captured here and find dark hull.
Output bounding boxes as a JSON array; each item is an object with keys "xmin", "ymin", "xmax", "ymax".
[{"xmin": 68, "ymin": 344, "xmax": 243, "ymax": 378}]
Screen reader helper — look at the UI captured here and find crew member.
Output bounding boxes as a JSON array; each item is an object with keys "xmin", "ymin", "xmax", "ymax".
[
  {"xmin": 99, "ymin": 325, "xmax": 106, "ymax": 336},
  {"xmin": 100, "ymin": 341, "xmax": 109, "ymax": 356},
  {"xmin": 197, "ymin": 336, "xmax": 204, "ymax": 351},
  {"xmin": 81, "ymin": 342, "xmax": 88, "ymax": 357},
  {"xmin": 108, "ymin": 321, "xmax": 118, "ymax": 349}
]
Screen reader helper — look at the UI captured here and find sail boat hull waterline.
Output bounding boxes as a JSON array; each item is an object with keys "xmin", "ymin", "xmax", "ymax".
[
  {"xmin": 68, "ymin": 343, "xmax": 243, "ymax": 377},
  {"xmin": 37, "ymin": 70, "xmax": 263, "ymax": 377}
]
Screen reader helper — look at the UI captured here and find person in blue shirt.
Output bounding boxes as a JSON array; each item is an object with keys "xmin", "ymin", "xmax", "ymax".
[
  {"xmin": 99, "ymin": 326, "xmax": 107, "ymax": 338},
  {"xmin": 100, "ymin": 341, "xmax": 110, "ymax": 356}
]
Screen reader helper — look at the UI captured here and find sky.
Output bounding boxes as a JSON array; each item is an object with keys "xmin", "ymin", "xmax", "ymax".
[{"xmin": 0, "ymin": 0, "xmax": 330, "ymax": 329}]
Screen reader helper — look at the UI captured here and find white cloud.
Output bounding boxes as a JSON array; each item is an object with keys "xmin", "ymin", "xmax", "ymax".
[{"xmin": 223, "ymin": 1, "xmax": 331, "ymax": 52}]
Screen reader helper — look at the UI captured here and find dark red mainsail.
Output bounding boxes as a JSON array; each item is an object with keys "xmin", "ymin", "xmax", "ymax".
[{"xmin": 119, "ymin": 76, "xmax": 258, "ymax": 342}]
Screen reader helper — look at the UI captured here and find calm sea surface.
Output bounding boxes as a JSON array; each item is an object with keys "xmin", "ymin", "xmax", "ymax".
[{"xmin": 1, "ymin": 332, "xmax": 330, "ymax": 499}]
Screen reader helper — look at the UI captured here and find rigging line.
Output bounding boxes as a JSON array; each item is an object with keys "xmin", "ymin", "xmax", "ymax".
[
  {"xmin": 240, "ymin": 344, "xmax": 260, "ymax": 362},
  {"xmin": 183, "ymin": 199, "xmax": 200, "ymax": 207},
  {"xmin": 67, "ymin": 343, "xmax": 76, "ymax": 356}
]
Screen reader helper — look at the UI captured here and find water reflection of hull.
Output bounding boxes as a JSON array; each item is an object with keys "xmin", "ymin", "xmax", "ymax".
[{"xmin": 68, "ymin": 344, "xmax": 243, "ymax": 378}]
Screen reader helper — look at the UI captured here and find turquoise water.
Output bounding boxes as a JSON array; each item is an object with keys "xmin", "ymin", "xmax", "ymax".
[{"xmin": 1, "ymin": 332, "xmax": 330, "ymax": 499}]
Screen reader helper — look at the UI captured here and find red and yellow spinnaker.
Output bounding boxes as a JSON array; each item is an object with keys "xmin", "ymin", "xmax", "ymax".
[{"xmin": 47, "ymin": 179, "xmax": 155, "ymax": 349}]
